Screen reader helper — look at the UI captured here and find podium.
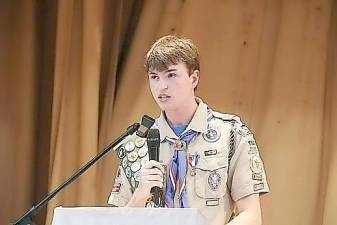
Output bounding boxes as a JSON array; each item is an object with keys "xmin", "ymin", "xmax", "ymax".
[{"xmin": 51, "ymin": 207, "xmax": 209, "ymax": 225}]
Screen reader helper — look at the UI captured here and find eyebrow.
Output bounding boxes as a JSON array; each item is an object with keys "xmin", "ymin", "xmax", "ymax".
[{"xmin": 149, "ymin": 68, "xmax": 178, "ymax": 75}]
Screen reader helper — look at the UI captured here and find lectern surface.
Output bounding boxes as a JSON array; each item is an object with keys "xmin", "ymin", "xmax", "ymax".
[{"xmin": 51, "ymin": 206, "xmax": 209, "ymax": 225}]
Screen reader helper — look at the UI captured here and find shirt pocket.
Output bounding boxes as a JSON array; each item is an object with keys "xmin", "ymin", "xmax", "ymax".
[{"xmin": 194, "ymin": 155, "xmax": 228, "ymax": 199}]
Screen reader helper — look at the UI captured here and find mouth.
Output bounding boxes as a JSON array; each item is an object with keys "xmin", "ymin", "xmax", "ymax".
[{"xmin": 158, "ymin": 94, "xmax": 171, "ymax": 101}]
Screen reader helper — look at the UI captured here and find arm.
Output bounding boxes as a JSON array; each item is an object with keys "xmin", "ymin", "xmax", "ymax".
[{"xmin": 227, "ymin": 194, "xmax": 262, "ymax": 225}]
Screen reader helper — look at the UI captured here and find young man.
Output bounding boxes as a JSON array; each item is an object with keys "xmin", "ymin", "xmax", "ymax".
[{"xmin": 108, "ymin": 35, "xmax": 269, "ymax": 225}]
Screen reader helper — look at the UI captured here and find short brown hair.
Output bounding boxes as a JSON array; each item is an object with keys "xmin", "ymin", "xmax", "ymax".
[{"xmin": 145, "ymin": 35, "xmax": 200, "ymax": 74}]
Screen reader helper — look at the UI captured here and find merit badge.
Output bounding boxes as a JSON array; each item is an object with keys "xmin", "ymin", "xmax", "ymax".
[
  {"xmin": 141, "ymin": 157, "xmax": 149, "ymax": 166},
  {"xmin": 208, "ymin": 171, "xmax": 222, "ymax": 191},
  {"xmin": 112, "ymin": 183, "xmax": 121, "ymax": 193},
  {"xmin": 124, "ymin": 141, "xmax": 135, "ymax": 152},
  {"xmin": 130, "ymin": 176, "xmax": 136, "ymax": 188},
  {"xmin": 137, "ymin": 146, "xmax": 148, "ymax": 158},
  {"xmin": 125, "ymin": 167, "xmax": 132, "ymax": 178},
  {"xmin": 131, "ymin": 161, "xmax": 141, "ymax": 172},
  {"xmin": 174, "ymin": 139, "xmax": 186, "ymax": 150},
  {"xmin": 118, "ymin": 147, "xmax": 126, "ymax": 159},
  {"xmin": 135, "ymin": 137, "xmax": 145, "ymax": 148},
  {"xmin": 122, "ymin": 157, "xmax": 128, "ymax": 168},
  {"xmin": 250, "ymin": 155, "xmax": 263, "ymax": 174},
  {"xmin": 134, "ymin": 171, "xmax": 141, "ymax": 182},
  {"xmin": 203, "ymin": 127, "xmax": 221, "ymax": 142},
  {"xmin": 127, "ymin": 151, "xmax": 138, "ymax": 162}
]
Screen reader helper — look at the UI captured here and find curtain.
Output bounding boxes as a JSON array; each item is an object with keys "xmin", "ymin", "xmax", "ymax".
[{"xmin": 1, "ymin": 0, "xmax": 336, "ymax": 225}]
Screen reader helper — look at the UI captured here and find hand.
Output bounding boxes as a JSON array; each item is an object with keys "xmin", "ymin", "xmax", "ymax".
[{"xmin": 127, "ymin": 160, "xmax": 164, "ymax": 207}]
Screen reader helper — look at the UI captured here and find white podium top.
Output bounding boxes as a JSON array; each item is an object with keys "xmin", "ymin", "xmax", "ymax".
[{"xmin": 51, "ymin": 206, "xmax": 209, "ymax": 225}]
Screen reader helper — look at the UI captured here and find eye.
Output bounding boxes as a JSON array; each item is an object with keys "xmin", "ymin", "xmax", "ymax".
[
  {"xmin": 149, "ymin": 75, "xmax": 159, "ymax": 80},
  {"xmin": 168, "ymin": 73, "xmax": 177, "ymax": 78}
]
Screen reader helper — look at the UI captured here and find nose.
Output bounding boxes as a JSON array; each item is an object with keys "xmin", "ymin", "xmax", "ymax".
[{"xmin": 158, "ymin": 79, "xmax": 168, "ymax": 90}]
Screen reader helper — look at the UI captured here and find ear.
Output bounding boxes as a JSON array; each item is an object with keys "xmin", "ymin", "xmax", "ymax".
[{"xmin": 190, "ymin": 70, "xmax": 200, "ymax": 89}]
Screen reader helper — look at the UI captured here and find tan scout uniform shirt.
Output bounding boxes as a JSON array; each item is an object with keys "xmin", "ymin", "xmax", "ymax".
[{"xmin": 108, "ymin": 98, "xmax": 269, "ymax": 225}]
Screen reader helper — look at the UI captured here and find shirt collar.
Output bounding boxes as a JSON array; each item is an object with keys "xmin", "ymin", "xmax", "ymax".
[{"xmin": 155, "ymin": 97, "xmax": 209, "ymax": 142}]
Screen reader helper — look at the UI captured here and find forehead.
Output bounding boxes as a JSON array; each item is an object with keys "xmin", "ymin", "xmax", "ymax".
[{"xmin": 148, "ymin": 62, "xmax": 188, "ymax": 74}]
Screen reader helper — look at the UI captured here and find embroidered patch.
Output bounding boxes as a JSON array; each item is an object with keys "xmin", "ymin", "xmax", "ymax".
[
  {"xmin": 112, "ymin": 183, "xmax": 121, "ymax": 193},
  {"xmin": 250, "ymin": 155, "xmax": 263, "ymax": 174},
  {"xmin": 124, "ymin": 141, "xmax": 135, "ymax": 152},
  {"xmin": 206, "ymin": 199, "xmax": 219, "ymax": 206},
  {"xmin": 118, "ymin": 147, "xmax": 126, "ymax": 159},
  {"xmin": 254, "ymin": 183, "xmax": 264, "ymax": 191},
  {"xmin": 238, "ymin": 125, "xmax": 252, "ymax": 137},
  {"xmin": 204, "ymin": 149, "xmax": 217, "ymax": 157},
  {"xmin": 203, "ymin": 127, "xmax": 221, "ymax": 142},
  {"xmin": 248, "ymin": 140, "xmax": 256, "ymax": 146},
  {"xmin": 208, "ymin": 171, "xmax": 222, "ymax": 191},
  {"xmin": 252, "ymin": 173, "xmax": 263, "ymax": 181},
  {"xmin": 248, "ymin": 146, "xmax": 258, "ymax": 155}
]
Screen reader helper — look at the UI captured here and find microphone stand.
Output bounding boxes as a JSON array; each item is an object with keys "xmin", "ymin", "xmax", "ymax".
[{"xmin": 11, "ymin": 123, "xmax": 140, "ymax": 225}]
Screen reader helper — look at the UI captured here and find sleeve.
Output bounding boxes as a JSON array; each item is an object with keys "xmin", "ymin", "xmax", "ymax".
[
  {"xmin": 227, "ymin": 121, "xmax": 270, "ymax": 202},
  {"xmin": 107, "ymin": 166, "xmax": 133, "ymax": 206}
]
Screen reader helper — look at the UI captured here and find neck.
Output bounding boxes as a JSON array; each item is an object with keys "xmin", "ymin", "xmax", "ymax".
[{"xmin": 165, "ymin": 98, "xmax": 198, "ymax": 127}]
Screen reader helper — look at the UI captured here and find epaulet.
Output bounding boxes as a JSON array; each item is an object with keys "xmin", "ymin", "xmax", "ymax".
[{"xmin": 211, "ymin": 111, "xmax": 242, "ymax": 125}]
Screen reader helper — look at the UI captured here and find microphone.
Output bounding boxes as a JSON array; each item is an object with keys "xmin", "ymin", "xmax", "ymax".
[
  {"xmin": 147, "ymin": 128, "xmax": 163, "ymax": 207},
  {"xmin": 137, "ymin": 115, "xmax": 155, "ymax": 137}
]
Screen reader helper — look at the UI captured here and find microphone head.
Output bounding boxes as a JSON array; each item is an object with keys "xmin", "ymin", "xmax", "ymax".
[
  {"xmin": 136, "ymin": 115, "xmax": 155, "ymax": 137},
  {"xmin": 147, "ymin": 128, "xmax": 160, "ymax": 161}
]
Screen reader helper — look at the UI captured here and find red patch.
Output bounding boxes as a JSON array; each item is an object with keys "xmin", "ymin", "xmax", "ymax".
[{"xmin": 112, "ymin": 183, "xmax": 121, "ymax": 193}]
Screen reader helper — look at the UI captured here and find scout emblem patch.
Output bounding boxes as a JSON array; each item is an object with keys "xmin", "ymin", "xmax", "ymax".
[
  {"xmin": 208, "ymin": 171, "xmax": 222, "ymax": 191},
  {"xmin": 203, "ymin": 127, "xmax": 221, "ymax": 142},
  {"xmin": 250, "ymin": 155, "xmax": 263, "ymax": 174}
]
